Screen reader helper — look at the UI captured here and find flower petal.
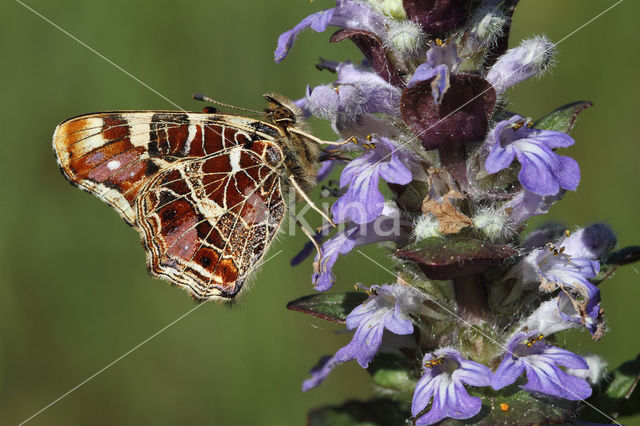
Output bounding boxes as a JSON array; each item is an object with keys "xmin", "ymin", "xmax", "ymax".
[
  {"xmin": 552, "ymin": 154, "xmax": 580, "ymax": 191},
  {"xmin": 491, "ymin": 354, "xmax": 525, "ymax": 390},
  {"xmin": 378, "ymin": 152, "xmax": 413, "ymax": 185},
  {"xmin": 335, "ymin": 315, "xmax": 385, "ymax": 367},
  {"xmin": 515, "ymin": 148, "xmax": 560, "ymax": 195},
  {"xmin": 541, "ymin": 346, "xmax": 589, "ymax": 370},
  {"xmin": 312, "ymin": 227, "xmax": 358, "ymax": 291},
  {"xmin": 332, "ymin": 169, "xmax": 385, "ymax": 224},
  {"xmin": 382, "ymin": 308, "xmax": 414, "ymax": 335},
  {"xmin": 529, "ymin": 129, "xmax": 575, "ymax": 149},
  {"xmin": 302, "ymin": 355, "xmax": 339, "ymax": 391},
  {"xmin": 411, "ymin": 370, "xmax": 438, "ymax": 417},
  {"xmin": 275, "ymin": 9, "xmax": 336, "ymax": 62},
  {"xmin": 407, "ymin": 62, "xmax": 438, "ymax": 88},
  {"xmin": 522, "ymin": 361, "xmax": 592, "ymax": 400},
  {"xmin": 455, "ymin": 359, "xmax": 493, "ymax": 387}
]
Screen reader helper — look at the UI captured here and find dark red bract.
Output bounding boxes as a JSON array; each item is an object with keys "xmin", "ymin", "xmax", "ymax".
[{"xmin": 400, "ymin": 74, "xmax": 496, "ymax": 150}]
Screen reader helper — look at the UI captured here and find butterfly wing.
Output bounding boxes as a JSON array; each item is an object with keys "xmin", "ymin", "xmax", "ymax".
[{"xmin": 53, "ymin": 112, "xmax": 287, "ymax": 300}]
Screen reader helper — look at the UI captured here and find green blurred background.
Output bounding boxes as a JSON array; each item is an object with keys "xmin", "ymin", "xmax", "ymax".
[{"xmin": 1, "ymin": 0, "xmax": 638, "ymax": 424}]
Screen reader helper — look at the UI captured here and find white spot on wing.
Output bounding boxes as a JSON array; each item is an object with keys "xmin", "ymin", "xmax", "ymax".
[
  {"xmin": 229, "ymin": 147, "xmax": 242, "ymax": 173},
  {"xmin": 129, "ymin": 113, "xmax": 154, "ymax": 147},
  {"xmin": 107, "ymin": 160, "xmax": 121, "ymax": 170},
  {"xmin": 185, "ymin": 123, "xmax": 197, "ymax": 154}
]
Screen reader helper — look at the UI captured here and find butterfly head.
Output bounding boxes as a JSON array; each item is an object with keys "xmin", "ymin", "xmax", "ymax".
[{"xmin": 263, "ymin": 93, "xmax": 305, "ymax": 130}]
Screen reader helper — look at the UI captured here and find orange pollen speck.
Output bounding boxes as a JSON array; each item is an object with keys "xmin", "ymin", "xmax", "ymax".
[{"xmin": 500, "ymin": 403, "xmax": 510, "ymax": 411}]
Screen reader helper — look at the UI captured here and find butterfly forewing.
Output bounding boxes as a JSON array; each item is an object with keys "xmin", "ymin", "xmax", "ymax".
[{"xmin": 53, "ymin": 111, "xmax": 287, "ymax": 300}]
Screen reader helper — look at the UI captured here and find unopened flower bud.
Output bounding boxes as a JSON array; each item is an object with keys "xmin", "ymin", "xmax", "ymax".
[
  {"xmin": 414, "ymin": 214, "xmax": 441, "ymax": 240},
  {"xmin": 386, "ymin": 20, "xmax": 425, "ymax": 56},
  {"xmin": 364, "ymin": 0, "xmax": 406, "ymax": 20},
  {"xmin": 486, "ymin": 35, "xmax": 555, "ymax": 95},
  {"xmin": 473, "ymin": 9, "xmax": 508, "ymax": 43},
  {"xmin": 473, "ymin": 208, "xmax": 509, "ymax": 240}
]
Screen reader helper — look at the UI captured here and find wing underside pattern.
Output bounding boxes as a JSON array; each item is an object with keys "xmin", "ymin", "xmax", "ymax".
[{"xmin": 53, "ymin": 112, "xmax": 287, "ymax": 299}]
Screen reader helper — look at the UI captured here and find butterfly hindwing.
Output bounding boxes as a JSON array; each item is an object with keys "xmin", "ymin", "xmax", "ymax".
[{"xmin": 53, "ymin": 111, "xmax": 287, "ymax": 300}]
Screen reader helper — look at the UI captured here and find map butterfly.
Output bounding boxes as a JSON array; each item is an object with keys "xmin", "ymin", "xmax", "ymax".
[{"xmin": 53, "ymin": 94, "xmax": 326, "ymax": 301}]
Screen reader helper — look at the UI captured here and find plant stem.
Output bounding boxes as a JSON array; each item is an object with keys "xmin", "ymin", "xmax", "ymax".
[
  {"xmin": 439, "ymin": 144, "xmax": 468, "ymax": 189},
  {"xmin": 452, "ymin": 274, "xmax": 488, "ymax": 324}
]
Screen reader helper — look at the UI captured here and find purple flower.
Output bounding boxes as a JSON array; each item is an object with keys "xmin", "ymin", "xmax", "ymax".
[
  {"xmin": 331, "ymin": 138, "xmax": 420, "ymax": 224},
  {"xmin": 536, "ymin": 236, "xmax": 601, "ymax": 331},
  {"xmin": 302, "ymin": 283, "xmax": 417, "ymax": 390},
  {"xmin": 484, "ymin": 115, "xmax": 580, "ymax": 196},
  {"xmin": 506, "ymin": 225, "xmax": 609, "ymax": 336},
  {"xmin": 304, "ymin": 62, "xmax": 402, "ymax": 137},
  {"xmin": 491, "ymin": 332, "xmax": 592, "ymax": 400},
  {"xmin": 274, "ymin": 0, "xmax": 386, "ymax": 63},
  {"xmin": 486, "ymin": 36, "xmax": 555, "ymax": 95},
  {"xmin": 407, "ymin": 41, "xmax": 461, "ymax": 104},
  {"xmin": 313, "ymin": 204, "xmax": 405, "ymax": 291},
  {"xmin": 335, "ymin": 284, "xmax": 415, "ymax": 367},
  {"xmin": 412, "ymin": 349, "xmax": 492, "ymax": 425},
  {"xmin": 539, "ymin": 225, "xmax": 614, "ymax": 336}
]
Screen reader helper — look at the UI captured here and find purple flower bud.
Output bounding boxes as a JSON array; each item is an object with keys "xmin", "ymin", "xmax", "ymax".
[
  {"xmin": 486, "ymin": 36, "xmax": 555, "ymax": 94},
  {"xmin": 412, "ymin": 349, "xmax": 492, "ymax": 425},
  {"xmin": 303, "ymin": 63, "xmax": 402, "ymax": 138},
  {"xmin": 305, "ymin": 62, "xmax": 402, "ymax": 125},
  {"xmin": 491, "ymin": 331, "xmax": 592, "ymax": 401},
  {"xmin": 484, "ymin": 115, "xmax": 580, "ymax": 196}
]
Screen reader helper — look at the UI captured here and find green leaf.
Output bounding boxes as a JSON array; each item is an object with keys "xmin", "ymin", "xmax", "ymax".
[
  {"xmin": 308, "ymin": 398, "xmax": 410, "ymax": 426},
  {"xmin": 595, "ymin": 246, "xmax": 640, "ymax": 283},
  {"xmin": 368, "ymin": 353, "xmax": 417, "ymax": 395},
  {"xmin": 581, "ymin": 355, "xmax": 640, "ymax": 421},
  {"xmin": 286, "ymin": 292, "xmax": 367, "ymax": 323},
  {"xmin": 606, "ymin": 358, "xmax": 640, "ymax": 400},
  {"xmin": 604, "ymin": 246, "xmax": 640, "ymax": 267},
  {"xmin": 395, "ymin": 236, "xmax": 517, "ymax": 280},
  {"xmin": 533, "ymin": 101, "xmax": 593, "ymax": 133}
]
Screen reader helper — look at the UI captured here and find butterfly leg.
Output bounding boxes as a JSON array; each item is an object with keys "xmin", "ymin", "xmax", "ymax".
[
  {"xmin": 289, "ymin": 175, "xmax": 337, "ymax": 227},
  {"xmin": 289, "ymin": 128, "xmax": 353, "ymax": 147},
  {"xmin": 295, "ymin": 219, "xmax": 323, "ymax": 255}
]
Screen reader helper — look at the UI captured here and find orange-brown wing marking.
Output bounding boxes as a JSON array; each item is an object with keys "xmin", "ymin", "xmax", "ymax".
[{"xmin": 53, "ymin": 113, "xmax": 164, "ymax": 224}]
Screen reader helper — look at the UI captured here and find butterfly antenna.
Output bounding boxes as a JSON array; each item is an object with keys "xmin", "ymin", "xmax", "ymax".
[{"xmin": 192, "ymin": 93, "xmax": 263, "ymax": 115}]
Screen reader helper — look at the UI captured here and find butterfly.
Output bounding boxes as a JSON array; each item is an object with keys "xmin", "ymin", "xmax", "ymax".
[{"xmin": 53, "ymin": 94, "xmax": 336, "ymax": 301}]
